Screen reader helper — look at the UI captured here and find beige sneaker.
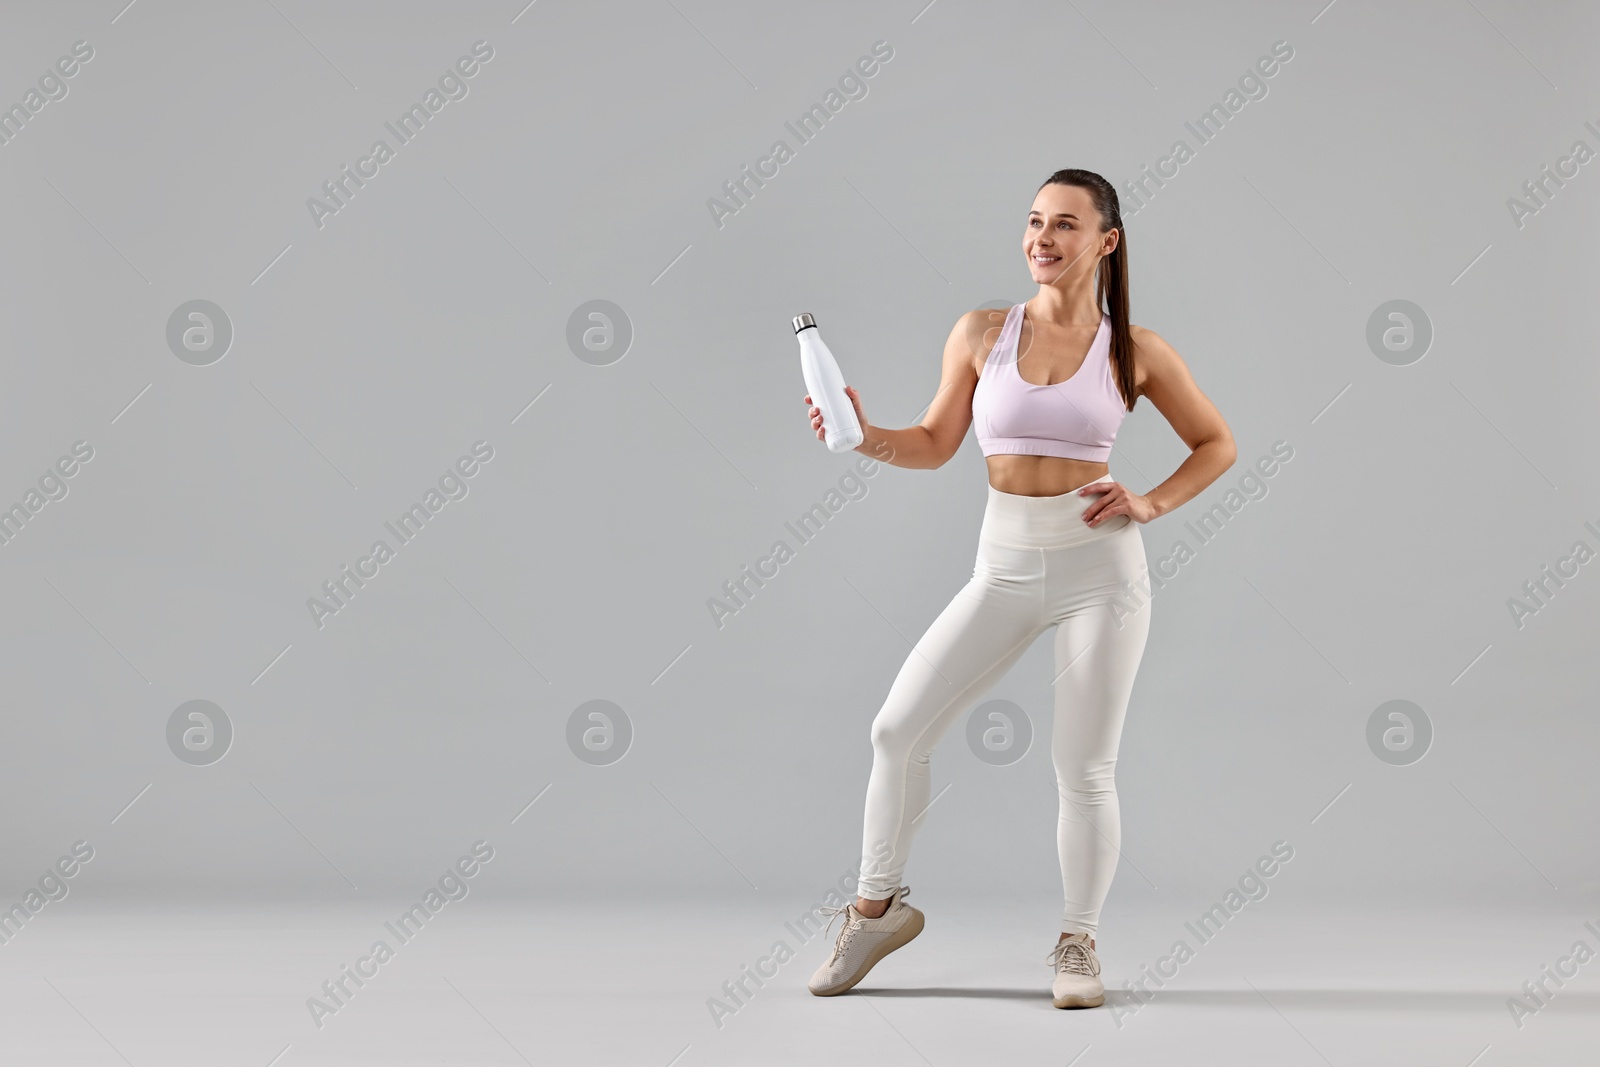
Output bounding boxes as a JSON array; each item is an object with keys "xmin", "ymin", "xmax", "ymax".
[
  {"xmin": 1048, "ymin": 931, "xmax": 1104, "ymax": 1008},
  {"xmin": 807, "ymin": 885, "xmax": 924, "ymax": 996}
]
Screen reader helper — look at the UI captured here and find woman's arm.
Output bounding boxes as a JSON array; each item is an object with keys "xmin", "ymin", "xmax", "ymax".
[
  {"xmin": 1130, "ymin": 325, "xmax": 1236, "ymax": 518},
  {"xmin": 846, "ymin": 310, "xmax": 988, "ymax": 470}
]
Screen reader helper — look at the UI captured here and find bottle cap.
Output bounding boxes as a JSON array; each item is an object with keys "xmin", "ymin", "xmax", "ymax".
[{"xmin": 792, "ymin": 313, "xmax": 816, "ymax": 334}]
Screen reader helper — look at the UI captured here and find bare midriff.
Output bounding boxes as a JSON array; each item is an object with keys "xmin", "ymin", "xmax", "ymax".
[{"xmin": 983, "ymin": 455, "xmax": 1109, "ymax": 498}]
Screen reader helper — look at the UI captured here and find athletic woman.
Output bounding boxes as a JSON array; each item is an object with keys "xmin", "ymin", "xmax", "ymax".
[{"xmin": 801, "ymin": 169, "xmax": 1236, "ymax": 1008}]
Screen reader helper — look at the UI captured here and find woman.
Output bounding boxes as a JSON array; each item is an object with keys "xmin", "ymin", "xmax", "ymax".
[{"xmin": 801, "ymin": 169, "xmax": 1235, "ymax": 1009}]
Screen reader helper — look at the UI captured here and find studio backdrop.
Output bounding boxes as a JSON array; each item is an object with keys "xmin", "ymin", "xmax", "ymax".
[{"xmin": 1, "ymin": 0, "xmax": 1595, "ymax": 927}]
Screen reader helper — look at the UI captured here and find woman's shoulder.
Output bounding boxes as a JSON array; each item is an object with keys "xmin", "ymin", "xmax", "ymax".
[
  {"xmin": 958, "ymin": 303, "xmax": 1014, "ymax": 332},
  {"xmin": 952, "ymin": 303, "xmax": 1015, "ymax": 360},
  {"xmin": 1124, "ymin": 323, "xmax": 1187, "ymax": 397},
  {"xmin": 1128, "ymin": 323, "xmax": 1180, "ymax": 364}
]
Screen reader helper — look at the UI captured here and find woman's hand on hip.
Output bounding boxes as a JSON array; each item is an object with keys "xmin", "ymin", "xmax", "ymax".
[{"xmin": 1079, "ymin": 480, "xmax": 1159, "ymax": 526}]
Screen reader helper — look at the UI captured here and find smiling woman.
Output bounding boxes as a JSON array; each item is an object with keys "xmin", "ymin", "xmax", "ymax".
[{"xmin": 802, "ymin": 167, "xmax": 1238, "ymax": 1011}]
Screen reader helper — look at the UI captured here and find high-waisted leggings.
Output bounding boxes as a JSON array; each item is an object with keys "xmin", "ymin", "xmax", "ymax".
[{"xmin": 855, "ymin": 475, "xmax": 1152, "ymax": 935}]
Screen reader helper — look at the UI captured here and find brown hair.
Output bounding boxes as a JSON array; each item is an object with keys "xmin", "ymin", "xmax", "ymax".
[{"xmin": 1037, "ymin": 169, "xmax": 1137, "ymax": 411}]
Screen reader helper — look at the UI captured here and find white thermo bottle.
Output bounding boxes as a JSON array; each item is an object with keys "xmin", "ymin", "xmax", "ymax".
[{"xmin": 793, "ymin": 313, "xmax": 863, "ymax": 454}]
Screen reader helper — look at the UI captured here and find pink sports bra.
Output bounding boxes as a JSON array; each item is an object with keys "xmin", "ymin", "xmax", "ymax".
[{"xmin": 971, "ymin": 302, "xmax": 1128, "ymax": 462}]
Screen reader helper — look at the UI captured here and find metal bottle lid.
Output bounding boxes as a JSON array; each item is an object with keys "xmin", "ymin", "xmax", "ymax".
[{"xmin": 792, "ymin": 313, "xmax": 817, "ymax": 334}]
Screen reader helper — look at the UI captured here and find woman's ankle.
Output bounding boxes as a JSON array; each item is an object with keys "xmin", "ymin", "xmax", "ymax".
[{"xmin": 855, "ymin": 894, "xmax": 891, "ymax": 918}]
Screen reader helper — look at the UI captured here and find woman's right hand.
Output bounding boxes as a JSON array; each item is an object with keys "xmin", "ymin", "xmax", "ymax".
[{"xmin": 803, "ymin": 385, "xmax": 868, "ymax": 445}]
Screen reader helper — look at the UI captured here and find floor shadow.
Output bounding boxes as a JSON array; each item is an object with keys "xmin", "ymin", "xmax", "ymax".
[
  {"xmin": 855, "ymin": 987, "xmax": 1600, "ymax": 1012},
  {"xmin": 856, "ymin": 987, "xmax": 1041, "ymax": 1000}
]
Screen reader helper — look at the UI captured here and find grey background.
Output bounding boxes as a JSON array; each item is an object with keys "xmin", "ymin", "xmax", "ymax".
[{"xmin": 2, "ymin": 0, "xmax": 1596, "ymax": 923}]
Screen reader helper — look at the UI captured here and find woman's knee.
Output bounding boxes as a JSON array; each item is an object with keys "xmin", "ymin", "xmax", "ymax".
[
  {"xmin": 1058, "ymin": 779, "xmax": 1116, "ymax": 807},
  {"xmin": 1054, "ymin": 756, "xmax": 1117, "ymax": 799},
  {"xmin": 870, "ymin": 708, "xmax": 926, "ymax": 759}
]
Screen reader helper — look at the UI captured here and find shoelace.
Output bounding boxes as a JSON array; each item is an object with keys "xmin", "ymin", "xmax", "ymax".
[
  {"xmin": 817, "ymin": 904, "xmax": 861, "ymax": 962},
  {"xmin": 1047, "ymin": 938, "xmax": 1100, "ymax": 977},
  {"xmin": 819, "ymin": 888, "xmax": 909, "ymax": 963}
]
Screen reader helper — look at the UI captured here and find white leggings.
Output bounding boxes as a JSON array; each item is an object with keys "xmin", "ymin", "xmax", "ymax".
[{"xmin": 856, "ymin": 475, "xmax": 1152, "ymax": 935}]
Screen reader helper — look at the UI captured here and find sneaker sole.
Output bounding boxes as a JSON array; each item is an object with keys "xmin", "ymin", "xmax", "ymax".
[
  {"xmin": 808, "ymin": 907, "xmax": 925, "ymax": 997},
  {"xmin": 1052, "ymin": 991, "xmax": 1105, "ymax": 1009}
]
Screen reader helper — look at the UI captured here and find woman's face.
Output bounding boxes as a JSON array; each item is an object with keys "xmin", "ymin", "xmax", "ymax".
[{"xmin": 1024, "ymin": 183, "xmax": 1113, "ymax": 285}]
